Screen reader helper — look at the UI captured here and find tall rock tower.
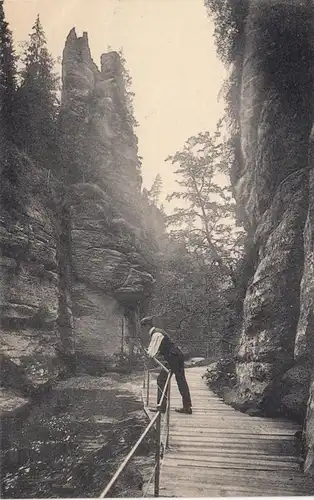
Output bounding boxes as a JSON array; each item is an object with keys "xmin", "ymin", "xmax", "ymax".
[{"xmin": 58, "ymin": 29, "xmax": 157, "ymax": 368}]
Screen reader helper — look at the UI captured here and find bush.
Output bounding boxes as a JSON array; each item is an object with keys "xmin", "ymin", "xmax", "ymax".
[{"xmin": 203, "ymin": 356, "xmax": 236, "ymax": 388}]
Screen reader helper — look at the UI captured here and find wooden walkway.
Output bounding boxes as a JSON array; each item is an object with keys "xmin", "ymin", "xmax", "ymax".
[{"xmin": 157, "ymin": 366, "xmax": 314, "ymax": 497}]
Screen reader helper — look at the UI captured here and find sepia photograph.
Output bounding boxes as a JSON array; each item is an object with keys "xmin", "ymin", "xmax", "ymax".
[{"xmin": 1, "ymin": 0, "xmax": 314, "ymax": 497}]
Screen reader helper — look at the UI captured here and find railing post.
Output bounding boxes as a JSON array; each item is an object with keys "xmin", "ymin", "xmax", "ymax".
[
  {"xmin": 146, "ymin": 370, "xmax": 150, "ymax": 406},
  {"xmin": 154, "ymin": 410, "xmax": 161, "ymax": 497},
  {"xmin": 143, "ymin": 363, "xmax": 147, "ymax": 389},
  {"xmin": 166, "ymin": 380, "xmax": 171, "ymax": 449}
]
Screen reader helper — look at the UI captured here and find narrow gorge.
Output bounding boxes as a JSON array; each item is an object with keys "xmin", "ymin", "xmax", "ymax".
[{"xmin": 2, "ymin": 0, "xmax": 314, "ymax": 495}]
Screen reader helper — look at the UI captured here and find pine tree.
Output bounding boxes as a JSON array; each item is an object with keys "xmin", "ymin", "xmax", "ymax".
[
  {"xmin": 118, "ymin": 48, "xmax": 138, "ymax": 129},
  {"xmin": 0, "ymin": 0, "xmax": 16, "ymax": 141},
  {"xmin": 147, "ymin": 174, "xmax": 163, "ymax": 206},
  {"xmin": 13, "ymin": 15, "xmax": 59, "ymax": 165}
]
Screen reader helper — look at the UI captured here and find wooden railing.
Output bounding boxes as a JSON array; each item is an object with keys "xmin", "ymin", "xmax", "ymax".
[{"xmin": 99, "ymin": 358, "xmax": 171, "ymax": 498}]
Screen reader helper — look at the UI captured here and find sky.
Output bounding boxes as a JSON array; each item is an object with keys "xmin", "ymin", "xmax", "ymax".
[{"xmin": 5, "ymin": 0, "xmax": 227, "ymax": 205}]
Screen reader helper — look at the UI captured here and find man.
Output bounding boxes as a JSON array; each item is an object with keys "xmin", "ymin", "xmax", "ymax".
[{"xmin": 141, "ymin": 316, "xmax": 192, "ymax": 415}]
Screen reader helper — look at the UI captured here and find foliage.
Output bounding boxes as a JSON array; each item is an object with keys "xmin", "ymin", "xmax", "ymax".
[
  {"xmin": 165, "ymin": 122, "xmax": 245, "ymax": 282},
  {"xmin": 0, "ymin": 2, "xmax": 19, "ymax": 212},
  {"xmin": 0, "ymin": 0, "xmax": 16, "ymax": 140},
  {"xmin": 12, "ymin": 15, "xmax": 60, "ymax": 166},
  {"xmin": 203, "ymin": 357, "xmax": 236, "ymax": 387},
  {"xmin": 204, "ymin": 0, "xmax": 248, "ymax": 205},
  {"xmin": 118, "ymin": 48, "xmax": 138, "ymax": 129},
  {"xmin": 147, "ymin": 121, "xmax": 249, "ymax": 357},
  {"xmin": 146, "ymin": 174, "xmax": 163, "ymax": 206},
  {"xmin": 0, "ymin": 143, "xmax": 26, "ymax": 214},
  {"xmin": 204, "ymin": 0, "xmax": 248, "ymax": 66},
  {"xmin": 149, "ymin": 237, "xmax": 239, "ymax": 356}
]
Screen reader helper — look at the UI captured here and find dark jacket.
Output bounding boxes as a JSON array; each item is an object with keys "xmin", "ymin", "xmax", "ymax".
[{"xmin": 154, "ymin": 328, "xmax": 183, "ymax": 365}]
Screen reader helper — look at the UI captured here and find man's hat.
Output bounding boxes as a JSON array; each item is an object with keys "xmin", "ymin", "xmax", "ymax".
[{"xmin": 140, "ymin": 316, "xmax": 154, "ymax": 326}]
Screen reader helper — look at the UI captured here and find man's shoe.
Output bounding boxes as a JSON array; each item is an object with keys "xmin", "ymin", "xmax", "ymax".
[
  {"xmin": 148, "ymin": 407, "xmax": 166, "ymax": 413},
  {"xmin": 175, "ymin": 407, "xmax": 192, "ymax": 415}
]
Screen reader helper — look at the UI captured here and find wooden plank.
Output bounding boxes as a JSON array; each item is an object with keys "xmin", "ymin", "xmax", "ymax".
[
  {"xmin": 169, "ymin": 446, "xmax": 294, "ymax": 457},
  {"xmin": 169, "ymin": 441, "xmax": 295, "ymax": 456},
  {"xmin": 169, "ymin": 428, "xmax": 298, "ymax": 436},
  {"xmin": 170, "ymin": 447, "xmax": 299, "ymax": 460},
  {"xmin": 159, "ymin": 476, "xmax": 309, "ymax": 494},
  {"xmin": 159, "ymin": 483, "xmax": 307, "ymax": 497},
  {"xmin": 157, "ymin": 366, "xmax": 314, "ymax": 497},
  {"xmin": 162, "ymin": 455, "xmax": 301, "ymax": 470},
  {"xmin": 170, "ymin": 432, "xmax": 297, "ymax": 442},
  {"xmin": 159, "ymin": 477, "xmax": 305, "ymax": 493},
  {"xmin": 160, "ymin": 482, "xmax": 313, "ymax": 495},
  {"xmin": 159, "ymin": 473, "xmax": 313, "ymax": 496},
  {"xmin": 161, "ymin": 465, "xmax": 309, "ymax": 482},
  {"xmin": 170, "ymin": 431, "xmax": 295, "ymax": 440}
]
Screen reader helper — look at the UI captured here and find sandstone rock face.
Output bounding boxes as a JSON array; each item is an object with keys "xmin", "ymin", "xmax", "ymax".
[
  {"xmin": 280, "ymin": 365, "xmax": 311, "ymax": 420},
  {"xmin": 0, "ymin": 168, "xmax": 66, "ymax": 393},
  {"xmin": 1, "ymin": 29, "xmax": 160, "ymax": 418},
  {"xmin": 305, "ymin": 378, "xmax": 314, "ymax": 476},
  {"xmin": 236, "ymin": 171, "xmax": 308, "ymax": 409},
  {"xmin": 302, "ymin": 132, "xmax": 314, "ymax": 474},
  {"xmin": 69, "ymin": 181, "xmax": 154, "ymax": 303},
  {"xmin": 295, "ymin": 150, "xmax": 314, "ymax": 363},
  {"xmin": 72, "ymin": 283, "xmax": 124, "ymax": 359},
  {"xmin": 68, "ymin": 183, "xmax": 154, "ymax": 362},
  {"xmin": 60, "ymin": 31, "xmax": 156, "ymax": 364},
  {"xmin": 115, "ymin": 268, "xmax": 155, "ymax": 304},
  {"xmin": 61, "ymin": 30, "xmax": 143, "ymax": 225},
  {"xmin": 235, "ymin": 0, "xmax": 312, "ymax": 411},
  {"xmin": 0, "ymin": 387, "xmax": 29, "ymax": 417},
  {"xmin": 231, "ymin": 0, "xmax": 314, "ymax": 472}
]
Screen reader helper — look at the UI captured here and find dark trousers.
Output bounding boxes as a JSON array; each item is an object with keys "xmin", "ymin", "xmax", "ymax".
[{"xmin": 157, "ymin": 355, "xmax": 192, "ymax": 411}]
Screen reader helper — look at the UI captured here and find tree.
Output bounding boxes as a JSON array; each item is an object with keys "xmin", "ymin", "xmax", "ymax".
[
  {"xmin": 13, "ymin": 15, "xmax": 59, "ymax": 165},
  {"xmin": 149, "ymin": 236, "xmax": 237, "ymax": 357},
  {"xmin": 146, "ymin": 174, "xmax": 163, "ymax": 206},
  {"xmin": 147, "ymin": 125, "xmax": 247, "ymax": 357},
  {"xmin": 118, "ymin": 48, "xmax": 138, "ymax": 130},
  {"xmin": 0, "ymin": 0, "xmax": 16, "ymax": 140},
  {"xmin": 204, "ymin": 0, "xmax": 248, "ymax": 66},
  {"xmin": 165, "ymin": 123, "xmax": 245, "ymax": 284}
]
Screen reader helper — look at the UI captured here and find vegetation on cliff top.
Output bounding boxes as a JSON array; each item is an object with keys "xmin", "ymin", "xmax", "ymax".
[
  {"xmin": 204, "ymin": 0, "xmax": 248, "ymax": 66},
  {"xmin": 13, "ymin": 14, "xmax": 59, "ymax": 167},
  {"xmin": 0, "ymin": 0, "xmax": 16, "ymax": 141},
  {"xmin": 0, "ymin": 8, "xmax": 60, "ymax": 215},
  {"xmin": 0, "ymin": 9, "xmax": 140, "ymax": 210},
  {"xmin": 204, "ymin": 0, "xmax": 248, "ymax": 202}
]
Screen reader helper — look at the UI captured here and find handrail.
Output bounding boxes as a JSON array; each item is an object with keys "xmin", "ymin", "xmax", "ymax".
[
  {"xmin": 99, "ymin": 360, "xmax": 172, "ymax": 498},
  {"xmin": 143, "ymin": 355, "xmax": 169, "ymax": 408},
  {"xmin": 142, "ymin": 368, "xmax": 171, "ymax": 497},
  {"xmin": 99, "ymin": 411, "xmax": 160, "ymax": 498},
  {"xmin": 158, "ymin": 371, "xmax": 172, "ymax": 411}
]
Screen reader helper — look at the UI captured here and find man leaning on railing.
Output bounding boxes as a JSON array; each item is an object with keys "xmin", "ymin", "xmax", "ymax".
[{"xmin": 140, "ymin": 316, "xmax": 192, "ymax": 415}]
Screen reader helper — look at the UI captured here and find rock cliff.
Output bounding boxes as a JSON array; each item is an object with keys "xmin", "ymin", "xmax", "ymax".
[
  {"xmin": 60, "ymin": 29, "xmax": 157, "ymax": 367},
  {"xmin": 0, "ymin": 150, "xmax": 68, "ymax": 419},
  {"xmin": 0, "ymin": 29, "xmax": 160, "ymax": 410},
  {"xmin": 227, "ymin": 0, "xmax": 314, "ymax": 474}
]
